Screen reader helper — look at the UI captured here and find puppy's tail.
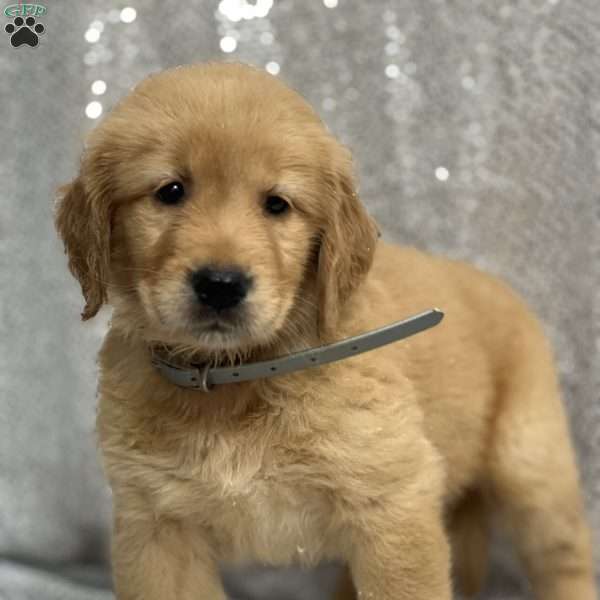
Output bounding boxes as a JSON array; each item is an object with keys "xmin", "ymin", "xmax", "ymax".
[{"xmin": 450, "ymin": 489, "xmax": 490, "ymax": 597}]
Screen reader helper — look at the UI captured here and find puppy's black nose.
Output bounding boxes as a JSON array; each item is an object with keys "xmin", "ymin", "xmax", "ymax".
[{"xmin": 190, "ymin": 267, "xmax": 252, "ymax": 311}]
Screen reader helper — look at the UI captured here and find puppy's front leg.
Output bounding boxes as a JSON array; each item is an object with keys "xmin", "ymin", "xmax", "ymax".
[
  {"xmin": 346, "ymin": 502, "xmax": 451, "ymax": 600},
  {"xmin": 112, "ymin": 513, "xmax": 225, "ymax": 600}
]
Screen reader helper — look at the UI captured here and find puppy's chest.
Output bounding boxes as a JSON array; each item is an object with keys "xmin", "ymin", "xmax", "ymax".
[{"xmin": 150, "ymin": 429, "xmax": 336, "ymax": 565}]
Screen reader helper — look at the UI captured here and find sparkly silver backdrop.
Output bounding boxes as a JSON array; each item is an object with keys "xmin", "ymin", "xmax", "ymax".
[{"xmin": 1, "ymin": 1, "xmax": 599, "ymax": 599}]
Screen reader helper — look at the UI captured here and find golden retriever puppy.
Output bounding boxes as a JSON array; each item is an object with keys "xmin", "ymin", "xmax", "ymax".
[{"xmin": 55, "ymin": 62, "xmax": 596, "ymax": 600}]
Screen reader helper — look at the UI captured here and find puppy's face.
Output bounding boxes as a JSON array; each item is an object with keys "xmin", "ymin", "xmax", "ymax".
[
  {"xmin": 109, "ymin": 75, "xmax": 324, "ymax": 353},
  {"xmin": 56, "ymin": 63, "xmax": 378, "ymax": 355}
]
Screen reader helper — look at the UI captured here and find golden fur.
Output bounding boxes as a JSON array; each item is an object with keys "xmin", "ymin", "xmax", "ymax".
[{"xmin": 55, "ymin": 62, "xmax": 596, "ymax": 600}]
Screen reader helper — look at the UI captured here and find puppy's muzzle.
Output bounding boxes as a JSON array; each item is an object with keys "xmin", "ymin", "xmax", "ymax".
[{"xmin": 189, "ymin": 266, "xmax": 253, "ymax": 312}]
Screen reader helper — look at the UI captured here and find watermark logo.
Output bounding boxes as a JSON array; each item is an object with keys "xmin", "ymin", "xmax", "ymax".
[{"xmin": 4, "ymin": 4, "xmax": 46, "ymax": 47}]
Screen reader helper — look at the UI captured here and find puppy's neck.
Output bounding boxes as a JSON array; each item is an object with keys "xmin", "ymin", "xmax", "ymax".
[{"xmin": 148, "ymin": 341, "xmax": 257, "ymax": 370}]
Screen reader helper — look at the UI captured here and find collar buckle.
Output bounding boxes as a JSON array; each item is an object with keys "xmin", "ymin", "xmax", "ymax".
[
  {"xmin": 190, "ymin": 362, "xmax": 213, "ymax": 393},
  {"xmin": 150, "ymin": 355, "xmax": 214, "ymax": 392}
]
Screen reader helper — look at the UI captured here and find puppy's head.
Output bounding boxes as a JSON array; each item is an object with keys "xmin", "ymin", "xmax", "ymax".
[{"xmin": 56, "ymin": 63, "xmax": 378, "ymax": 356}]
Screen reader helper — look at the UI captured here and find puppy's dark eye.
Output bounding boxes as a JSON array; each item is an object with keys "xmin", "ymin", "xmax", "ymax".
[
  {"xmin": 156, "ymin": 181, "xmax": 185, "ymax": 205},
  {"xmin": 264, "ymin": 195, "xmax": 289, "ymax": 216}
]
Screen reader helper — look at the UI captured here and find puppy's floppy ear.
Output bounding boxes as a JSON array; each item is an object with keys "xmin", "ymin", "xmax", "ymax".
[
  {"xmin": 55, "ymin": 176, "xmax": 111, "ymax": 320},
  {"xmin": 316, "ymin": 145, "xmax": 379, "ymax": 339}
]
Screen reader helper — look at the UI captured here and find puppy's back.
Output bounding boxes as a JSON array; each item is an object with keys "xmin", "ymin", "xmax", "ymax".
[{"xmin": 360, "ymin": 241, "xmax": 562, "ymax": 496}]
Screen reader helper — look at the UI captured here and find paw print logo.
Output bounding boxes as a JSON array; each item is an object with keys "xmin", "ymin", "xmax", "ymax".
[{"xmin": 5, "ymin": 16, "xmax": 45, "ymax": 47}]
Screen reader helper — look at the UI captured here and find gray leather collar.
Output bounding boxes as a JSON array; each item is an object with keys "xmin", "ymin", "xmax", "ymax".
[{"xmin": 150, "ymin": 308, "xmax": 443, "ymax": 392}]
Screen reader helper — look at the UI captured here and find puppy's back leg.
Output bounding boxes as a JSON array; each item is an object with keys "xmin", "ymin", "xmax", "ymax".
[
  {"xmin": 448, "ymin": 489, "xmax": 490, "ymax": 598},
  {"xmin": 333, "ymin": 565, "xmax": 357, "ymax": 600},
  {"xmin": 487, "ymin": 334, "xmax": 596, "ymax": 600}
]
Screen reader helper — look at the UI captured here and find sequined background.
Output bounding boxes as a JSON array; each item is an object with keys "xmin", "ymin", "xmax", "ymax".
[{"xmin": 1, "ymin": 1, "xmax": 598, "ymax": 598}]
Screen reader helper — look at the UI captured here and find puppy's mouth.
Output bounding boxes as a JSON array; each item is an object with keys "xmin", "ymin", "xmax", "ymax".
[
  {"xmin": 188, "ymin": 311, "xmax": 253, "ymax": 349},
  {"xmin": 202, "ymin": 320, "xmax": 234, "ymax": 334},
  {"xmin": 193, "ymin": 305, "xmax": 247, "ymax": 332}
]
